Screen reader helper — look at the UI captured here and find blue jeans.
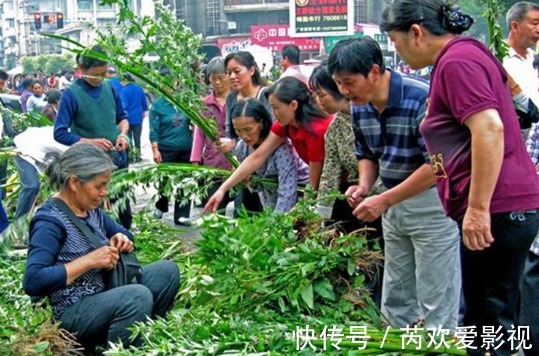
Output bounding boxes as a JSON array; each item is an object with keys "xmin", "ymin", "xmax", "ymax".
[
  {"xmin": 461, "ymin": 210, "xmax": 539, "ymax": 356},
  {"xmin": 59, "ymin": 260, "xmax": 180, "ymax": 350},
  {"xmin": 0, "ymin": 200, "xmax": 9, "ymax": 234},
  {"xmin": 14, "ymin": 157, "xmax": 40, "ymax": 219}
]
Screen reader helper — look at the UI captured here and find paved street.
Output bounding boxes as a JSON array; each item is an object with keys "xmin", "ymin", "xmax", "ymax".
[{"xmin": 130, "ymin": 116, "xmax": 203, "ymax": 244}]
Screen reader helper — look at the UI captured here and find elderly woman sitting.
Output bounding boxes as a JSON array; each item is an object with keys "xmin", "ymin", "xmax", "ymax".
[{"xmin": 23, "ymin": 143, "xmax": 180, "ymax": 351}]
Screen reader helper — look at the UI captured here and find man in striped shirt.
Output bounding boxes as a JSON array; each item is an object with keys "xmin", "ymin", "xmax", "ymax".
[{"xmin": 328, "ymin": 37, "xmax": 461, "ymax": 331}]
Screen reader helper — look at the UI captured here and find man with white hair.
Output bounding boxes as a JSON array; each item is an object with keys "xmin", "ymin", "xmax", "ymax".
[{"xmin": 504, "ymin": 2, "xmax": 539, "ymax": 109}]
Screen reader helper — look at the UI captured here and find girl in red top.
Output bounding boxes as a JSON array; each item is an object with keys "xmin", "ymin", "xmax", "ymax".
[{"xmin": 204, "ymin": 76, "xmax": 332, "ymax": 212}]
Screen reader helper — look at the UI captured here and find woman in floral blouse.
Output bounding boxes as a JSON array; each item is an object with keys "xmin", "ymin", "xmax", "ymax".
[{"xmin": 310, "ymin": 64, "xmax": 383, "ymax": 234}]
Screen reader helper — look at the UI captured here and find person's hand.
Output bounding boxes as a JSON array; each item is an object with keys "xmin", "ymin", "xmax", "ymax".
[
  {"xmin": 86, "ymin": 245, "xmax": 119, "ymax": 270},
  {"xmin": 535, "ymin": 163, "xmax": 539, "ymax": 172},
  {"xmin": 353, "ymin": 194, "xmax": 390, "ymax": 222},
  {"xmin": 345, "ymin": 185, "xmax": 368, "ymax": 208},
  {"xmin": 215, "ymin": 137, "xmax": 235, "ymax": 154},
  {"xmin": 109, "ymin": 233, "xmax": 134, "ymax": 253},
  {"xmin": 203, "ymin": 189, "xmax": 225, "ymax": 213},
  {"xmin": 153, "ymin": 148, "xmax": 162, "ymax": 164},
  {"xmin": 115, "ymin": 135, "xmax": 129, "ymax": 152},
  {"xmin": 85, "ymin": 138, "xmax": 114, "ymax": 151},
  {"xmin": 462, "ymin": 206, "xmax": 494, "ymax": 251}
]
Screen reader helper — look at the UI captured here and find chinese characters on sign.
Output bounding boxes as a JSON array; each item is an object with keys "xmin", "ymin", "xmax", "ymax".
[
  {"xmin": 216, "ymin": 37, "xmax": 251, "ymax": 56},
  {"xmin": 292, "ymin": 325, "xmax": 533, "ymax": 352},
  {"xmin": 289, "ymin": 0, "xmax": 353, "ymax": 37},
  {"xmin": 250, "ymin": 24, "xmax": 320, "ymax": 52}
]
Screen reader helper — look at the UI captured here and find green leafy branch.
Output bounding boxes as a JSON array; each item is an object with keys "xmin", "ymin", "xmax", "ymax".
[
  {"xmin": 45, "ymin": 0, "xmax": 239, "ymax": 167},
  {"xmin": 483, "ymin": 0, "xmax": 509, "ymax": 62}
]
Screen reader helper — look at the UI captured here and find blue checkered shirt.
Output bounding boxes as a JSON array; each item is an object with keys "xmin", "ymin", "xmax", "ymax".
[
  {"xmin": 526, "ymin": 124, "xmax": 539, "ymax": 255},
  {"xmin": 351, "ymin": 70, "xmax": 430, "ymax": 189}
]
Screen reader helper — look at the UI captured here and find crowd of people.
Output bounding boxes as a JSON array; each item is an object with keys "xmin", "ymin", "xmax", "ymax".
[{"xmin": 0, "ymin": 0, "xmax": 537, "ymax": 353}]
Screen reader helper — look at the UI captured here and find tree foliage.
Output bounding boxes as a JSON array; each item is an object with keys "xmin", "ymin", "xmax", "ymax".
[
  {"xmin": 48, "ymin": 0, "xmax": 238, "ymax": 167},
  {"xmin": 21, "ymin": 54, "xmax": 74, "ymax": 75}
]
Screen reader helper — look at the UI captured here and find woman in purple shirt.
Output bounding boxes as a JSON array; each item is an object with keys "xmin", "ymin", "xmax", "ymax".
[
  {"xmin": 191, "ymin": 57, "xmax": 234, "ymax": 211},
  {"xmin": 382, "ymin": 1, "xmax": 539, "ymax": 354}
]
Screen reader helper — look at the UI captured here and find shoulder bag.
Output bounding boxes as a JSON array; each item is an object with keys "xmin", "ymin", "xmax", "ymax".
[{"xmin": 50, "ymin": 197, "xmax": 142, "ymax": 289}]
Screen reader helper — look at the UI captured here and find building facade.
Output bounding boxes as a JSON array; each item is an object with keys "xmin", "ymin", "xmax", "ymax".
[
  {"xmin": 0, "ymin": 0, "xmax": 149, "ymax": 68},
  {"xmin": 186, "ymin": 0, "xmax": 386, "ymax": 38},
  {"xmin": 0, "ymin": 0, "xmax": 387, "ymax": 68}
]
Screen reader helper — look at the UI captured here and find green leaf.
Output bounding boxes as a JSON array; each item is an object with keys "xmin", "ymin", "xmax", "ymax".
[
  {"xmin": 300, "ymin": 283, "xmax": 314, "ymax": 309},
  {"xmin": 33, "ymin": 341, "xmax": 50, "ymax": 352},
  {"xmin": 278, "ymin": 297, "xmax": 287, "ymax": 313},
  {"xmin": 353, "ymin": 275, "xmax": 365, "ymax": 288},
  {"xmin": 347, "ymin": 259, "xmax": 355, "ymax": 276},
  {"xmin": 314, "ymin": 279, "xmax": 336, "ymax": 301}
]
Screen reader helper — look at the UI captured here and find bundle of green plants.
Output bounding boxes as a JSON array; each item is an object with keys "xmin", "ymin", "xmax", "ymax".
[
  {"xmin": 181, "ymin": 206, "xmax": 381, "ymax": 315},
  {"xmin": 0, "ymin": 257, "xmax": 83, "ymax": 355},
  {"xmin": 105, "ymin": 163, "xmax": 279, "ymax": 222},
  {"xmin": 105, "ymin": 203, "xmax": 466, "ymax": 355}
]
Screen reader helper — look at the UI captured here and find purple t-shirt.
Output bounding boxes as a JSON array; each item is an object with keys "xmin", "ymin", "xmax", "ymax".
[{"xmin": 420, "ymin": 37, "xmax": 539, "ymax": 219}]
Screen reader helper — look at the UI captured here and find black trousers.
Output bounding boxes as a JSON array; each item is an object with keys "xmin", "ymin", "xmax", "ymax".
[
  {"xmin": 200, "ymin": 178, "xmax": 234, "ymax": 213},
  {"xmin": 155, "ymin": 148, "xmax": 192, "ymax": 223},
  {"xmin": 128, "ymin": 124, "xmax": 142, "ymax": 150},
  {"xmin": 233, "ymin": 188, "xmax": 263, "ymax": 217},
  {"xmin": 460, "ymin": 210, "xmax": 539, "ymax": 356}
]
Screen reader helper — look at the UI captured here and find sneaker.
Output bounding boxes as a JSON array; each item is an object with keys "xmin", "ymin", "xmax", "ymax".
[{"xmin": 153, "ymin": 208, "xmax": 164, "ymax": 219}]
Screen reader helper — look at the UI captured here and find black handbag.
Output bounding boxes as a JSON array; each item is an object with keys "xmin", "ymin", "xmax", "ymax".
[{"xmin": 51, "ymin": 198, "xmax": 142, "ymax": 289}]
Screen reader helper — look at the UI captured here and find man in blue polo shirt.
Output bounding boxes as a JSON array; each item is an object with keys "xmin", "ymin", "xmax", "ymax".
[{"xmin": 328, "ymin": 37, "xmax": 460, "ymax": 331}]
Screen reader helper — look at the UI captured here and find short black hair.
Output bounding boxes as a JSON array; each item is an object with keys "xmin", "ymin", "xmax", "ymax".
[
  {"xmin": 282, "ymin": 45, "xmax": 301, "ymax": 65},
  {"xmin": 45, "ymin": 89, "xmax": 62, "ymax": 104},
  {"xmin": 21, "ymin": 78, "xmax": 33, "ymax": 89},
  {"xmin": 76, "ymin": 44, "xmax": 109, "ymax": 69},
  {"xmin": 0, "ymin": 70, "xmax": 8, "ymax": 81},
  {"xmin": 309, "ymin": 63, "xmax": 345, "ymax": 101},
  {"xmin": 327, "ymin": 37, "xmax": 385, "ymax": 77},
  {"xmin": 121, "ymin": 73, "xmax": 134, "ymax": 82}
]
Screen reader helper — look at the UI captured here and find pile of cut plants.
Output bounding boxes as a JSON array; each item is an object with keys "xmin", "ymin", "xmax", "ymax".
[
  {"xmin": 103, "ymin": 201, "xmax": 465, "ymax": 355},
  {"xmin": 0, "ymin": 200, "xmax": 466, "ymax": 355}
]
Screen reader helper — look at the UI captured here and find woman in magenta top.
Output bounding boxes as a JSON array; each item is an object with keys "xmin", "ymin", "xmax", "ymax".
[
  {"xmin": 190, "ymin": 57, "xmax": 233, "ymax": 170},
  {"xmin": 191, "ymin": 57, "xmax": 234, "ymax": 211},
  {"xmin": 204, "ymin": 76, "xmax": 332, "ymax": 212},
  {"xmin": 382, "ymin": 1, "xmax": 539, "ymax": 354}
]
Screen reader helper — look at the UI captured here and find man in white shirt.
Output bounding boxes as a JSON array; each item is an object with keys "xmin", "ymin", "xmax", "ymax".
[
  {"xmin": 279, "ymin": 45, "xmax": 310, "ymax": 86},
  {"xmin": 503, "ymin": 2, "xmax": 539, "ymax": 108}
]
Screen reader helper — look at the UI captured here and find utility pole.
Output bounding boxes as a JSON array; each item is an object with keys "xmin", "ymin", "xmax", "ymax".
[
  {"xmin": 15, "ymin": 0, "xmax": 29, "ymax": 57},
  {"xmin": 0, "ymin": 0, "xmax": 5, "ymax": 67},
  {"xmin": 93, "ymin": 0, "xmax": 98, "ymax": 27}
]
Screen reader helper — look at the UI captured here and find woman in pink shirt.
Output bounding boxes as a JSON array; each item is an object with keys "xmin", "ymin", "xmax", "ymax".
[{"xmin": 190, "ymin": 57, "xmax": 234, "ymax": 210}]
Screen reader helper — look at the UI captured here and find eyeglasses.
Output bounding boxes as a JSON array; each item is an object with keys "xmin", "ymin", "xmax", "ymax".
[{"xmin": 81, "ymin": 74, "xmax": 107, "ymax": 80}]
